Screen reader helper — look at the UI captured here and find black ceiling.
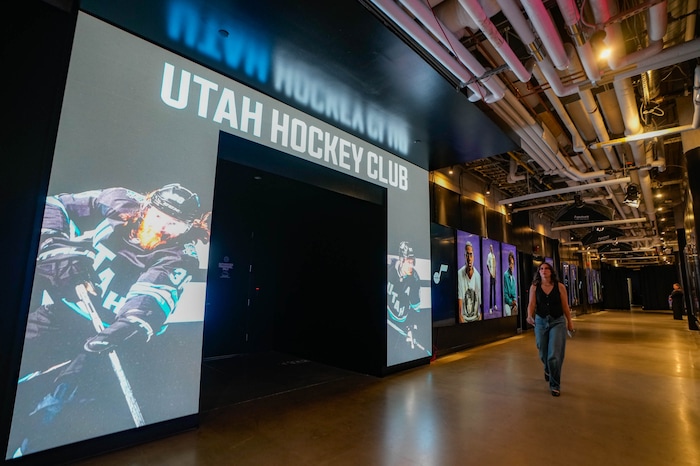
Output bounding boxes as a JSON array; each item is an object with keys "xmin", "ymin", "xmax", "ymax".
[{"xmin": 82, "ymin": 0, "xmax": 517, "ymax": 171}]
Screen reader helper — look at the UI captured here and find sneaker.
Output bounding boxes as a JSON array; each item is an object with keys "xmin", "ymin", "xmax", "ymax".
[{"xmin": 551, "ymin": 389, "xmax": 560, "ymax": 397}]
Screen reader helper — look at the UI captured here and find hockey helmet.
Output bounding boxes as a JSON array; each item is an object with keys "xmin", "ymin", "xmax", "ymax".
[
  {"xmin": 398, "ymin": 241, "xmax": 415, "ymax": 260},
  {"xmin": 148, "ymin": 183, "xmax": 201, "ymax": 223}
]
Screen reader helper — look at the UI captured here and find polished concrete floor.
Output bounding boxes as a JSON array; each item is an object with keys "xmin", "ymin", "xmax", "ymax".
[{"xmin": 73, "ymin": 310, "xmax": 700, "ymax": 466}]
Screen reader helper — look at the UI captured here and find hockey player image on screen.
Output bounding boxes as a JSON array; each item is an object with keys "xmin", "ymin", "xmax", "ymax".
[
  {"xmin": 387, "ymin": 241, "xmax": 423, "ymax": 349},
  {"xmin": 503, "ymin": 251, "xmax": 517, "ymax": 316},
  {"xmin": 486, "ymin": 243, "xmax": 497, "ymax": 314},
  {"xmin": 458, "ymin": 241, "xmax": 481, "ymax": 322},
  {"xmin": 7, "ymin": 183, "xmax": 211, "ymax": 458}
]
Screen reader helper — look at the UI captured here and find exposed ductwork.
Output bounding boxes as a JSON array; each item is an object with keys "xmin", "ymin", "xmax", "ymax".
[
  {"xmin": 367, "ymin": 0, "xmax": 698, "ymax": 263},
  {"xmin": 590, "ymin": 65, "xmax": 700, "ymax": 149},
  {"xmin": 457, "ymin": 0, "xmax": 531, "ymax": 82}
]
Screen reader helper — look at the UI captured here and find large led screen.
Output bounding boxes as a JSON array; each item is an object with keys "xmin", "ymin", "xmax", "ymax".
[
  {"xmin": 501, "ymin": 243, "xmax": 518, "ymax": 316},
  {"xmin": 481, "ymin": 239, "xmax": 502, "ymax": 320},
  {"xmin": 456, "ymin": 230, "xmax": 482, "ymax": 323},
  {"xmin": 430, "ymin": 223, "xmax": 457, "ymax": 327},
  {"xmin": 6, "ymin": 18, "xmax": 218, "ymax": 459},
  {"xmin": 8, "ymin": 11, "xmax": 432, "ymax": 458},
  {"xmin": 387, "ymin": 240, "xmax": 433, "ymax": 361}
]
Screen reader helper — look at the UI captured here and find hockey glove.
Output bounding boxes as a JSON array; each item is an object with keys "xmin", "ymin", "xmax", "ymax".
[
  {"xmin": 83, "ymin": 313, "xmax": 153, "ymax": 353},
  {"xmin": 36, "ymin": 236, "xmax": 96, "ymax": 290}
]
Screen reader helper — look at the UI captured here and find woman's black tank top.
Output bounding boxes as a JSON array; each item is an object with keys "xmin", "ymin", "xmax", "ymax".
[{"xmin": 535, "ymin": 283, "xmax": 563, "ymax": 318}]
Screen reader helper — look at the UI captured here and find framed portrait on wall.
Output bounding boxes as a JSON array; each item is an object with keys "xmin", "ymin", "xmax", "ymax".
[{"xmin": 456, "ymin": 230, "xmax": 482, "ymax": 323}]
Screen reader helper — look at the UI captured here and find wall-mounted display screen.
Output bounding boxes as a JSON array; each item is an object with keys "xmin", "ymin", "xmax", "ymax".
[
  {"xmin": 6, "ymin": 16, "xmax": 217, "ymax": 457},
  {"xmin": 481, "ymin": 239, "xmax": 502, "ymax": 320},
  {"xmin": 430, "ymin": 223, "xmax": 457, "ymax": 327},
  {"xmin": 501, "ymin": 243, "xmax": 518, "ymax": 316},
  {"xmin": 456, "ymin": 230, "xmax": 482, "ymax": 323},
  {"xmin": 586, "ymin": 268, "xmax": 603, "ymax": 304},
  {"xmin": 387, "ymin": 240, "xmax": 433, "ymax": 361},
  {"xmin": 570, "ymin": 265, "xmax": 579, "ymax": 306},
  {"xmin": 7, "ymin": 11, "xmax": 432, "ymax": 458},
  {"xmin": 562, "ymin": 262, "xmax": 579, "ymax": 307}
]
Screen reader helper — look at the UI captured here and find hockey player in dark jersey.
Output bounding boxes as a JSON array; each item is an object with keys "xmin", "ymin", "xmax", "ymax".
[
  {"xmin": 387, "ymin": 241, "xmax": 422, "ymax": 351},
  {"xmin": 9, "ymin": 183, "xmax": 210, "ymax": 457}
]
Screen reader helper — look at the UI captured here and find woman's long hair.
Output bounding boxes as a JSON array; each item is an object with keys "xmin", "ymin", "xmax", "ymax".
[{"xmin": 531, "ymin": 262, "xmax": 559, "ymax": 286}]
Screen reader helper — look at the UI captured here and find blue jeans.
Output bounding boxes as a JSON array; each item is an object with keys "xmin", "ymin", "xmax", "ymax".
[{"xmin": 534, "ymin": 315, "xmax": 567, "ymax": 391}]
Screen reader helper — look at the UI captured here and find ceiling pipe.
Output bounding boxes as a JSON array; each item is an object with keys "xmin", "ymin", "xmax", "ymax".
[
  {"xmin": 610, "ymin": 38, "xmax": 700, "ymax": 82},
  {"xmin": 603, "ymin": 185, "xmax": 629, "ymax": 219},
  {"xmin": 520, "ymin": 0, "xmax": 570, "ymax": 70},
  {"xmin": 488, "ymin": 3, "xmax": 621, "ymax": 205},
  {"xmin": 565, "ymin": 52, "xmax": 624, "ymax": 171},
  {"xmin": 492, "ymin": 96, "xmax": 608, "ymax": 182},
  {"xmin": 609, "ymin": 1, "xmax": 667, "ymax": 70},
  {"xmin": 512, "ymin": 195, "xmax": 609, "ymax": 212},
  {"xmin": 530, "ymin": 55, "xmax": 599, "ymax": 170},
  {"xmin": 399, "ymin": 0, "xmax": 508, "ymax": 101},
  {"xmin": 554, "ymin": 44, "xmax": 632, "ymax": 221},
  {"xmin": 374, "ymin": 0, "xmax": 500, "ymax": 102},
  {"xmin": 590, "ymin": 0, "xmax": 625, "ymax": 70},
  {"xmin": 592, "ymin": 65, "xmax": 700, "ymax": 147},
  {"xmin": 579, "ymin": 97, "xmax": 632, "ymax": 218},
  {"xmin": 590, "ymin": 237, "xmax": 654, "ymax": 245},
  {"xmin": 491, "ymin": 94, "xmax": 562, "ymax": 172},
  {"xmin": 498, "ymin": 176, "xmax": 631, "ymax": 205},
  {"xmin": 613, "ymin": 76, "xmax": 659, "ymax": 239},
  {"xmin": 507, "ymin": 157, "xmax": 526, "ymax": 183},
  {"xmin": 488, "ymin": 101, "xmax": 558, "ymax": 172},
  {"xmin": 555, "ymin": 0, "xmax": 601, "ymax": 83},
  {"xmin": 499, "ymin": 92, "xmax": 608, "ymax": 180},
  {"xmin": 493, "ymin": 96, "xmax": 606, "ymax": 181},
  {"xmin": 497, "ymin": 0, "xmax": 577, "ymax": 97},
  {"xmin": 432, "ymin": 0, "xmax": 495, "ymax": 34},
  {"xmin": 528, "ymin": 44, "xmax": 578, "ymax": 98},
  {"xmin": 457, "ymin": 0, "xmax": 531, "ymax": 82},
  {"xmin": 491, "ymin": 103, "xmax": 554, "ymax": 172},
  {"xmin": 589, "ymin": 125, "xmax": 699, "ymax": 149},
  {"xmin": 490, "ymin": 0, "xmax": 628, "ymax": 187},
  {"xmin": 550, "ymin": 216, "xmax": 646, "ymax": 231},
  {"xmin": 593, "ymin": 0, "xmax": 666, "ymax": 243}
]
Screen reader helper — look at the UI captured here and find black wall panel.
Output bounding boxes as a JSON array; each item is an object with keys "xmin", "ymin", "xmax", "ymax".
[
  {"xmin": 1, "ymin": 2, "xmax": 78, "ymax": 457},
  {"xmin": 431, "ymin": 184, "xmax": 461, "ymax": 227},
  {"xmin": 459, "ymin": 196, "xmax": 486, "ymax": 235},
  {"xmin": 639, "ymin": 265, "xmax": 678, "ymax": 311},
  {"xmin": 430, "ymin": 223, "xmax": 457, "ymax": 327},
  {"xmin": 601, "ymin": 264, "xmax": 632, "ymax": 310},
  {"xmin": 486, "ymin": 209, "xmax": 506, "ymax": 242}
]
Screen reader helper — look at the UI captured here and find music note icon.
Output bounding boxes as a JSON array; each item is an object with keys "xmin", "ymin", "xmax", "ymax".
[{"xmin": 433, "ymin": 264, "xmax": 448, "ymax": 284}]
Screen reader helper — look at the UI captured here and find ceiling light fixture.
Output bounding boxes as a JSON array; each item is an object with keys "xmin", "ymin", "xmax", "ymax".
[
  {"xmin": 485, "ymin": 183, "xmax": 492, "ymax": 195},
  {"xmin": 623, "ymin": 183, "xmax": 641, "ymax": 208}
]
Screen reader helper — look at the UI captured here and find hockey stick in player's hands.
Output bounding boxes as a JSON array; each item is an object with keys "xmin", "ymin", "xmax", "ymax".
[{"xmin": 75, "ymin": 284, "xmax": 145, "ymax": 427}]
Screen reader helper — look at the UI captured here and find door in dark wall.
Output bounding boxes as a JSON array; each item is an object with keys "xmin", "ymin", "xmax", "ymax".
[
  {"xmin": 518, "ymin": 252, "xmax": 534, "ymax": 331},
  {"xmin": 601, "ymin": 264, "xmax": 631, "ymax": 310},
  {"xmin": 204, "ymin": 158, "xmax": 272, "ymax": 358},
  {"xmin": 204, "ymin": 151, "xmax": 386, "ymax": 375}
]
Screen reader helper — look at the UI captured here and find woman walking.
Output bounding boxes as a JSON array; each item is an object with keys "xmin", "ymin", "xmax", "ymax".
[{"xmin": 526, "ymin": 263, "xmax": 574, "ymax": 397}]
